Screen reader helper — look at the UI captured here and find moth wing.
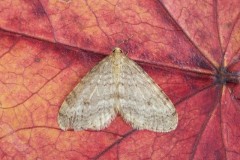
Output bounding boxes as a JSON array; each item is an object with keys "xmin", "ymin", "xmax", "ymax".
[
  {"xmin": 58, "ymin": 55, "xmax": 117, "ymax": 131},
  {"xmin": 118, "ymin": 56, "xmax": 178, "ymax": 132}
]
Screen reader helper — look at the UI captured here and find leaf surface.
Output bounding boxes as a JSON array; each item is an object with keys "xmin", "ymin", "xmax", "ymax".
[{"xmin": 0, "ymin": 0, "xmax": 240, "ymax": 159}]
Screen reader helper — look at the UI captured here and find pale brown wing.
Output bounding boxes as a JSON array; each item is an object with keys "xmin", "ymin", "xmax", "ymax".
[
  {"xmin": 58, "ymin": 55, "xmax": 117, "ymax": 131},
  {"xmin": 118, "ymin": 56, "xmax": 178, "ymax": 132}
]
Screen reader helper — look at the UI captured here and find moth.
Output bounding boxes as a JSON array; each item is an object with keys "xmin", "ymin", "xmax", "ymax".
[{"xmin": 58, "ymin": 47, "xmax": 178, "ymax": 132}]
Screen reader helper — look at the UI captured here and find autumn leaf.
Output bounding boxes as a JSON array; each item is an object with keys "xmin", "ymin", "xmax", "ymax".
[{"xmin": 0, "ymin": 0, "xmax": 240, "ymax": 160}]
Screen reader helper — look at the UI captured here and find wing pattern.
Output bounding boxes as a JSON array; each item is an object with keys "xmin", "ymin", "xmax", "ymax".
[
  {"xmin": 58, "ymin": 55, "xmax": 117, "ymax": 130},
  {"xmin": 58, "ymin": 48, "xmax": 178, "ymax": 132}
]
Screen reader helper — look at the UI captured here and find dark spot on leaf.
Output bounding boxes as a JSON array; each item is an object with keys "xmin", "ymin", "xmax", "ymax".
[
  {"xmin": 168, "ymin": 54, "xmax": 175, "ymax": 61},
  {"xmin": 34, "ymin": 57, "xmax": 41, "ymax": 63},
  {"xmin": 82, "ymin": 37, "xmax": 93, "ymax": 48},
  {"xmin": 215, "ymin": 67, "xmax": 240, "ymax": 84},
  {"xmin": 33, "ymin": 5, "xmax": 46, "ymax": 17},
  {"xmin": 226, "ymin": 22, "xmax": 232, "ymax": 28},
  {"xmin": 190, "ymin": 52, "xmax": 212, "ymax": 70},
  {"xmin": 139, "ymin": 51, "xmax": 151, "ymax": 60}
]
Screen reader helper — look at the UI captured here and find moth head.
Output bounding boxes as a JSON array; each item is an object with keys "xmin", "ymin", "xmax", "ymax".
[{"xmin": 112, "ymin": 47, "xmax": 123, "ymax": 54}]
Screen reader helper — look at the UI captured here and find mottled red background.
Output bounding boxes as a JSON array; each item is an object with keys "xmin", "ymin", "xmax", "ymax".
[{"xmin": 0, "ymin": 0, "xmax": 239, "ymax": 159}]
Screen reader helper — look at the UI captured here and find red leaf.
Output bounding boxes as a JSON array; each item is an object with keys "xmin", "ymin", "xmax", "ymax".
[{"xmin": 0, "ymin": 0, "xmax": 240, "ymax": 159}]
